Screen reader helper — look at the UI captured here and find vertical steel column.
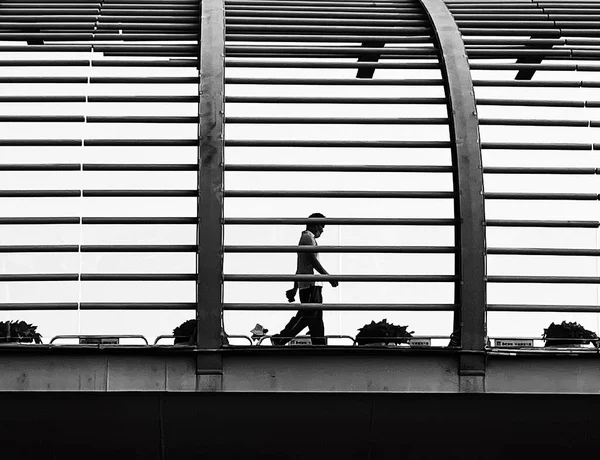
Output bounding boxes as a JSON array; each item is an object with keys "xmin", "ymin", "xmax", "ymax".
[
  {"xmin": 197, "ymin": 0, "xmax": 225, "ymax": 390},
  {"xmin": 417, "ymin": 0, "xmax": 487, "ymax": 386}
]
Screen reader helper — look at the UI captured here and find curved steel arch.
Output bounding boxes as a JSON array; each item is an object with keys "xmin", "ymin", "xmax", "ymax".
[{"xmin": 417, "ymin": 0, "xmax": 487, "ymax": 359}]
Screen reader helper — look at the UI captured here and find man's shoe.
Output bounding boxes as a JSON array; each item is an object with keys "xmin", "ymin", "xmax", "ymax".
[{"xmin": 270, "ymin": 334, "xmax": 284, "ymax": 346}]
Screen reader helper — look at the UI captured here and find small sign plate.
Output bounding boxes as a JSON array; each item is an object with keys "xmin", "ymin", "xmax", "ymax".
[
  {"xmin": 79, "ymin": 337, "xmax": 120, "ymax": 345},
  {"xmin": 494, "ymin": 339, "xmax": 534, "ymax": 348},
  {"xmin": 289, "ymin": 337, "xmax": 312, "ymax": 346},
  {"xmin": 409, "ymin": 338, "xmax": 431, "ymax": 347}
]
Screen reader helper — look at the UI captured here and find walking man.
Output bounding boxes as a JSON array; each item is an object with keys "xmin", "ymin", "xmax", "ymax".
[{"xmin": 271, "ymin": 213, "xmax": 338, "ymax": 346}]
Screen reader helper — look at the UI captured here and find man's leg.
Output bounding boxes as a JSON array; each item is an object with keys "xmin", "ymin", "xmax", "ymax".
[
  {"xmin": 307, "ymin": 310, "xmax": 325, "ymax": 345},
  {"xmin": 303, "ymin": 286, "xmax": 326, "ymax": 345},
  {"xmin": 272, "ymin": 311, "xmax": 308, "ymax": 346}
]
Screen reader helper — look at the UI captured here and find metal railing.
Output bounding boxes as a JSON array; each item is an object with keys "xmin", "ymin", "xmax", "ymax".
[
  {"xmin": 489, "ymin": 336, "xmax": 600, "ymax": 351},
  {"xmin": 255, "ymin": 334, "xmax": 450, "ymax": 346},
  {"xmin": 50, "ymin": 335, "xmax": 149, "ymax": 345},
  {"xmin": 154, "ymin": 334, "xmax": 254, "ymax": 345}
]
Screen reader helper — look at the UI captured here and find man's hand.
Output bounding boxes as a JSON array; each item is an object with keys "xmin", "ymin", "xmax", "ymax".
[
  {"xmin": 330, "ymin": 280, "xmax": 339, "ymax": 288},
  {"xmin": 285, "ymin": 288, "xmax": 297, "ymax": 302}
]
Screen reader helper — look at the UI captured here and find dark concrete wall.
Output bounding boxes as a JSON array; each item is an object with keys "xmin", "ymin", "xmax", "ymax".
[{"xmin": 1, "ymin": 392, "xmax": 599, "ymax": 460}]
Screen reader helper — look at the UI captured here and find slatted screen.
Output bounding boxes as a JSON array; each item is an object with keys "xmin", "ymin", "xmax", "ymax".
[
  {"xmin": 6, "ymin": 0, "xmax": 598, "ymax": 347},
  {"xmin": 447, "ymin": 0, "xmax": 600, "ymax": 342},
  {"xmin": 222, "ymin": 0, "xmax": 458, "ymax": 345},
  {"xmin": 0, "ymin": 0, "xmax": 200, "ymax": 343}
]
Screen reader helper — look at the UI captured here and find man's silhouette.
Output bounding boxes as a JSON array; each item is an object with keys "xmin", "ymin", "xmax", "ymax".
[{"xmin": 271, "ymin": 213, "xmax": 338, "ymax": 346}]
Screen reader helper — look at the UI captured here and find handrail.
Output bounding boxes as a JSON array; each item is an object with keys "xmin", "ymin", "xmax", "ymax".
[
  {"xmin": 224, "ymin": 303, "xmax": 456, "ymax": 311},
  {"xmin": 256, "ymin": 335, "xmax": 449, "ymax": 346},
  {"xmin": 224, "ymin": 274, "xmax": 457, "ymax": 282},
  {"xmin": 488, "ymin": 304, "xmax": 600, "ymax": 312},
  {"xmin": 489, "ymin": 337, "xmax": 600, "ymax": 349},
  {"xmin": 224, "ymin": 245, "xmax": 456, "ymax": 253},
  {"xmin": 491, "ymin": 336, "xmax": 597, "ymax": 342},
  {"xmin": 257, "ymin": 335, "xmax": 357, "ymax": 345},
  {"xmin": 50, "ymin": 335, "xmax": 149, "ymax": 345},
  {"xmin": 224, "ymin": 335, "xmax": 256, "ymax": 345},
  {"xmin": 153, "ymin": 334, "xmax": 254, "ymax": 345},
  {"xmin": 154, "ymin": 334, "xmax": 179, "ymax": 345},
  {"xmin": 224, "ymin": 218, "xmax": 456, "ymax": 225}
]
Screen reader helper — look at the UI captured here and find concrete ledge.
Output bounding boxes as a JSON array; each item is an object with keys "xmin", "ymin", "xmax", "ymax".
[
  {"xmin": 0, "ymin": 346, "xmax": 460, "ymax": 392},
  {"xmin": 486, "ymin": 354, "xmax": 600, "ymax": 393},
  {"xmin": 0, "ymin": 350, "xmax": 197, "ymax": 391},
  {"xmin": 223, "ymin": 354, "xmax": 459, "ymax": 392},
  {"xmin": 2, "ymin": 345, "xmax": 600, "ymax": 393}
]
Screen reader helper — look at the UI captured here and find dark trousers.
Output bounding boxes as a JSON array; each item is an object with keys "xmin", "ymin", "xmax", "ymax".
[{"xmin": 277, "ymin": 286, "xmax": 325, "ymax": 345}]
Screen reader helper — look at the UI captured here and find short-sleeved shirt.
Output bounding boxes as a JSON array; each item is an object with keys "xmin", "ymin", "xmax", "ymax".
[{"xmin": 296, "ymin": 230, "xmax": 322, "ymax": 290}]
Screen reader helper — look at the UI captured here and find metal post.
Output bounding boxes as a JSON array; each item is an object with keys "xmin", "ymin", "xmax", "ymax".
[
  {"xmin": 418, "ymin": 0, "xmax": 487, "ymax": 389},
  {"xmin": 197, "ymin": 0, "xmax": 225, "ymax": 390}
]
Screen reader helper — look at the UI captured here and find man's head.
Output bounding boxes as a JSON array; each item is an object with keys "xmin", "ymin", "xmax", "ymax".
[{"xmin": 307, "ymin": 212, "xmax": 325, "ymax": 238}]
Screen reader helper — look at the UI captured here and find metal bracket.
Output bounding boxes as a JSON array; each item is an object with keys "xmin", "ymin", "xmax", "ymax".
[
  {"xmin": 196, "ymin": 351, "xmax": 223, "ymax": 375},
  {"xmin": 459, "ymin": 353, "xmax": 486, "ymax": 377},
  {"xmin": 459, "ymin": 352, "xmax": 486, "ymax": 393},
  {"xmin": 196, "ymin": 351, "xmax": 223, "ymax": 391}
]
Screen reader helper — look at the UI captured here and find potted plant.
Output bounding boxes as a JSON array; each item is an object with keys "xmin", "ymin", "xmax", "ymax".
[
  {"xmin": 543, "ymin": 321, "xmax": 599, "ymax": 348},
  {"xmin": 172, "ymin": 319, "xmax": 229, "ymax": 345},
  {"xmin": 173, "ymin": 319, "xmax": 196, "ymax": 345},
  {"xmin": 355, "ymin": 319, "xmax": 413, "ymax": 346},
  {"xmin": 0, "ymin": 320, "xmax": 42, "ymax": 344}
]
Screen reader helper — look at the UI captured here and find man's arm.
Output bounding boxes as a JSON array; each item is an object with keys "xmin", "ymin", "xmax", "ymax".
[
  {"xmin": 298, "ymin": 232, "xmax": 339, "ymax": 287},
  {"xmin": 307, "ymin": 252, "xmax": 338, "ymax": 288}
]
